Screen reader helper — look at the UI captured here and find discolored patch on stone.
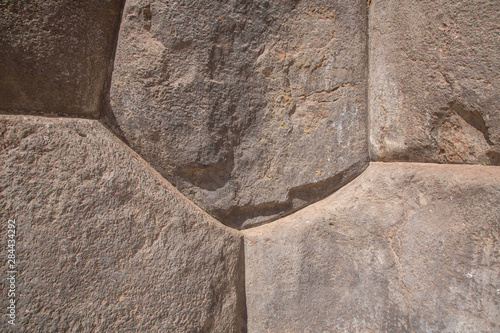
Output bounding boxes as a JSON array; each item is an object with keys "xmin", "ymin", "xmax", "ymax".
[
  {"xmin": 369, "ymin": 0, "xmax": 500, "ymax": 165},
  {"xmin": 107, "ymin": 0, "xmax": 369, "ymax": 228},
  {"xmin": 0, "ymin": 0, "xmax": 125, "ymax": 117},
  {"xmin": 244, "ymin": 162, "xmax": 500, "ymax": 332},
  {"xmin": 0, "ymin": 115, "xmax": 246, "ymax": 332}
]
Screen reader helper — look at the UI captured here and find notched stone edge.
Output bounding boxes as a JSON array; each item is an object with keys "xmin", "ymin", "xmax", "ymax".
[{"xmin": 214, "ymin": 158, "xmax": 370, "ymax": 230}]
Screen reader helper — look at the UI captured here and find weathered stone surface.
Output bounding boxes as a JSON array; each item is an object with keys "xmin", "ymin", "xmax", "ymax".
[
  {"xmin": 369, "ymin": 0, "xmax": 500, "ymax": 165},
  {"xmin": 108, "ymin": 0, "xmax": 369, "ymax": 228},
  {"xmin": 244, "ymin": 162, "xmax": 500, "ymax": 332},
  {"xmin": 0, "ymin": 0, "xmax": 124, "ymax": 117},
  {"xmin": 0, "ymin": 115, "xmax": 245, "ymax": 332}
]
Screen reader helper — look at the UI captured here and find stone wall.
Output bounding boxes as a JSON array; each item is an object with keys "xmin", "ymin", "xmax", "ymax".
[{"xmin": 1, "ymin": 0, "xmax": 498, "ymax": 332}]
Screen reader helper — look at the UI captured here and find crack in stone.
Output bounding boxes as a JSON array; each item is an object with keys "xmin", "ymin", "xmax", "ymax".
[
  {"xmin": 380, "ymin": 173, "xmax": 418, "ymax": 332},
  {"xmin": 293, "ymin": 82, "xmax": 352, "ymax": 99},
  {"xmin": 212, "ymin": 160, "xmax": 367, "ymax": 229}
]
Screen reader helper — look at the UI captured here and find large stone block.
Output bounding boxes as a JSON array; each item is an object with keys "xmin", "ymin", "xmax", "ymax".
[
  {"xmin": 0, "ymin": 0, "xmax": 124, "ymax": 117},
  {"xmin": 108, "ymin": 0, "xmax": 369, "ymax": 228},
  {"xmin": 244, "ymin": 162, "xmax": 500, "ymax": 332},
  {"xmin": 0, "ymin": 116, "xmax": 245, "ymax": 332},
  {"xmin": 369, "ymin": 0, "xmax": 500, "ymax": 165}
]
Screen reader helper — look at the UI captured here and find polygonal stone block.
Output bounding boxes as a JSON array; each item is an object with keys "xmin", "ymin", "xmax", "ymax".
[
  {"xmin": 244, "ymin": 162, "xmax": 500, "ymax": 332},
  {"xmin": 0, "ymin": 115, "xmax": 245, "ymax": 332},
  {"xmin": 108, "ymin": 0, "xmax": 369, "ymax": 228}
]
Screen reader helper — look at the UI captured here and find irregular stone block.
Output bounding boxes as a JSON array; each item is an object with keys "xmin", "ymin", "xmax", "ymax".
[
  {"xmin": 0, "ymin": 0, "xmax": 124, "ymax": 117},
  {"xmin": 369, "ymin": 0, "xmax": 500, "ymax": 165},
  {"xmin": 244, "ymin": 162, "xmax": 500, "ymax": 332},
  {"xmin": 108, "ymin": 0, "xmax": 369, "ymax": 228},
  {"xmin": 0, "ymin": 116, "xmax": 245, "ymax": 332}
]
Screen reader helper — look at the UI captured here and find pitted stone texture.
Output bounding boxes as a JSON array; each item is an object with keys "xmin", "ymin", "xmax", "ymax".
[
  {"xmin": 0, "ymin": 0, "xmax": 124, "ymax": 117},
  {"xmin": 244, "ymin": 163, "xmax": 500, "ymax": 332},
  {"xmin": 108, "ymin": 0, "xmax": 368, "ymax": 228},
  {"xmin": 0, "ymin": 116, "xmax": 245, "ymax": 332},
  {"xmin": 369, "ymin": 0, "xmax": 500, "ymax": 165}
]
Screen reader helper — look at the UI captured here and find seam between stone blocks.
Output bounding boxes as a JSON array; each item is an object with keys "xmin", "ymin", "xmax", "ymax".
[
  {"xmin": 366, "ymin": 0, "xmax": 374, "ymax": 162},
  {"xmin": 0, "ymin": 113, "xmax": 240, "ymax": 236}
]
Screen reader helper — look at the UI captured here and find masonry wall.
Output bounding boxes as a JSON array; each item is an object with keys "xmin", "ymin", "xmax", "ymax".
[{"xmin": 1, "ymin": 1, "xmax": 499, "ymax": 332}]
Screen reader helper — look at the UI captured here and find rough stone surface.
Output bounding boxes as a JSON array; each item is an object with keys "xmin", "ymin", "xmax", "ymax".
[
  {"xmin": 0, "ymin": 0, "xmax": 124, "ymax": 117},
  {"xmin": 244, "ymin": 162, "xmax": 500, "ymax": 332},
  {"xmin": 108, "ymin": 0, "xmax": 369, "ymax": 228},
  {"xmin": 369, "ymin": 0, "xmax": 500, "ymax": 165},
  {"xmin": 0, "ymin": 115, "xmax": 246, "ymax": 332}
]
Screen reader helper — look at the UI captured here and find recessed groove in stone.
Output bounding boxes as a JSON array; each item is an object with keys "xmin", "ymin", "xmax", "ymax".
[{"xmin": 214, "ymin": 159, "xmax": 368, "ymax": 230}]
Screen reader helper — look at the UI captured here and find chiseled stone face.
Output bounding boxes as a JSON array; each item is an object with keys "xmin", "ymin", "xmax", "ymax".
[
  {"xmin": 369, "ymin": 0, "xmax": 500, "ymax": 165},
  {"xmin": 244, "ymin": 163, "xmax": 500, "ymax": 332},
  {"xmin": 108, "ymin": 0, "xmax": 369, "ymax": 229},
  {"xmin": 0, "ymin": 0, "xmax": 124, "ymax": 117},
  {"xmin": 0, "ymin": 115, "xmax": 245, "ymax": 332}
]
